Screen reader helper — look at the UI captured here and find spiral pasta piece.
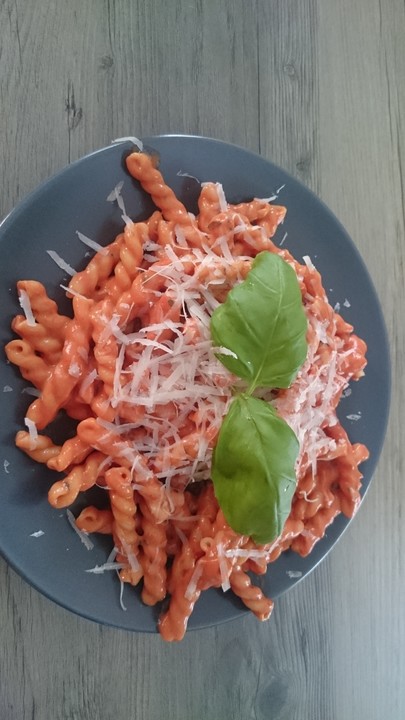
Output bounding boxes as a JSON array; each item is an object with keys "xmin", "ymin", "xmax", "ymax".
[
  {"xmin": 229, "ymin": 566, "xmax": 274, "ymax": 621},
  {"xmin": 76, "ymin": 506, "xmax": 114, "ymax": 534},
  {"xmin": 139, "ymin": 499, "xmax": 167, "ymax": 605},
  {"xmin": 25, "ymin": 296, "xmax": 93, "ymax": 429},
  {"xmin": 107, "ymin": 466, "xmax": 143, "ymax": 586},
  {"xmin": 17, "ymin": 280, "xmax": 69, "ymax": 338},
  {"xmin": 15, "ymin": 431, "xmax": 61, "ymax": 463},
  {"xmin": 126, "ymin": 152, "xmax": 190, "ymax": 224},
  {"xmin": 11, "ymin": 316, "xmax": 65, "ymax": 365},
  {"xmin": 48, "ymin": 451, "xmax": 106, "ymax": 508},
  {"xmin": 47, "ymin": 436, "xmax": 91, "ymax": 472},
  {"xmin": 68, "ymin": 236, "xmax": 124, "ymax": 299},
  {"xmin": 5, "ymin": 339, "xmax": 51, "ymax": 388}
]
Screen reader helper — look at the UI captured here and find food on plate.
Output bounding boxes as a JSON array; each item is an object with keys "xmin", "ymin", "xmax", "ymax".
[{"xmin": 5, "ymin": 147, "xmax": 369, "ymax": 640}]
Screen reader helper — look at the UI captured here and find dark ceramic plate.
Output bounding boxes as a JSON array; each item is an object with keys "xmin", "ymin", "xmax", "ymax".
[{"xmin": 0, "ymin": 135, "xmax": 390, "ymax": 632}]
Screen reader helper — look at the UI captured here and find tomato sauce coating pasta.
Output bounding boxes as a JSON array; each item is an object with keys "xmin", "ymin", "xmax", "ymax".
[{"xmin": 5, "ymin": 149, "xmax": 369, "ymax": 641}]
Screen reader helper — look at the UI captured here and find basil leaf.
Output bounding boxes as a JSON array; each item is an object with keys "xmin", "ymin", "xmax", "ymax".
[
  {"xmin": 211, "ymin": 394, "xmax": 299, "ymax": 544},
  {"xmin": 210, "ymin": 251, "xmax": 308, "ymax": 390}
]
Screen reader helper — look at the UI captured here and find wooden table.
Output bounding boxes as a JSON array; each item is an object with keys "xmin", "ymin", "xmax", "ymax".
[{"xmin": 1, "ymin": 1, "xmax": 403, "ymax": 718}]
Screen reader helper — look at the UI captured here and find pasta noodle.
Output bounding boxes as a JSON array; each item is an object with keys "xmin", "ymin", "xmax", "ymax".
[{"xmin": 5, "ymin": 148, "xmax": 369, "ymax": 641}]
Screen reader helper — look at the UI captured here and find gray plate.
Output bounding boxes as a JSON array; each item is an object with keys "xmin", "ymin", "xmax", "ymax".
[{"xmin": 0, "ymin": 135, "xmax": 390, "ymax": 632}]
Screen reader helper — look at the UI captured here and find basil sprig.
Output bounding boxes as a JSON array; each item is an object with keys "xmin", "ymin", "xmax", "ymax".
[{"xmin": 210, "ymin": 251, "xmax": 308, "ymax": 543}]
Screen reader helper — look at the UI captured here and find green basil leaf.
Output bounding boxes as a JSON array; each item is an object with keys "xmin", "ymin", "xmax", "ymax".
[
  {"xmin": 210, "ymin": 251, "xmax": 308, "ymax": 390},
  {"xmin": 211, "ymin": 394, "xmax": 299, "ymax": 544}
]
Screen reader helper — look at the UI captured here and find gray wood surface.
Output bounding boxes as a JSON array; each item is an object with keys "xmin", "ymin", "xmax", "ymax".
[{"xmin": 0, "ymin": 0, "xmax": 403, "ymax": 718}]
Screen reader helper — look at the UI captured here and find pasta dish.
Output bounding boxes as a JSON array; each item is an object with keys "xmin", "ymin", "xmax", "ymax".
[{"xmin": 5, "ymin": 147, "xmax": 368, "ymax": 641}]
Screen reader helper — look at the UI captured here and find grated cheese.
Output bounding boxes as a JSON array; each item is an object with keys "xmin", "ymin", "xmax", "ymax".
[
  {"xmin": 68, "ymin": 362, "xmax": 81, "ymax": 378},
  {"xmin": 254, "ymin": 194, "xmax": 277, "ymax": 203},
  {"xmin": 225, "ymin": 548, "xmax": 269, "ymax": 559},
  {"xmin": 303, "ymin": 255, "xmax": 315, "ymax": 270},
  {"xmin": 85, "ymin": 562, "xmax": 126, "ymax": 574},
  {"xmin": 106, "ymin": 179, "xmax": 123, "ymax": 201},
  {"xmin": 3, "ymin": 385, "xmax": 13, "ymax": 392},
  {"xmin": 118, "ymin": 573, "xmax": 127, "ymax": 611},
  {"xmin": 30, "ymin": 530, "xmax": 44, "ymax": 538},
  {"xmin": 66, "ymin": 509, "xmax": 94, "ymax": 550},
  {"xmin": 3, "ymin": 460, "xmax": 10, "ymax": 474},
  {"xmin": 71, "ymin": 226, "xmax": 355, "ymax": 504},
  {"xmin": 185, "ymin": 564, "xmax": 203, "ymax": 600},
  {"xmin": 177, "ymin": 170, "xmax": 200, "ymax": 183},
  {"xmin": 215, "ymin": 183, "xmax": 228, "ymax": 212},
  {"xmin": 106, "ymin": 180, "xmax": 128, "ymax": 219},
  {"xmin": 18, "ymin": 289, "xmax": 36, "ymax": 326},
  {"xmin": 286, "ymin": 570, "xmax": 302, "ymax": 578},
  {"xmin": 60, "ymin": 284, "xmax": 89, "ymax": 301},
  {"xmin": 80, "ymin": 368, "xmax": 98, "ymax": 393},
  {"xmin": 274, "ymin": 307, "xmax": 352, "ymax": 479},
  {"xmin": 107, "ymin": 546, "xmax": 118, "ymax": 563},
  {"xmin": 24, "ymin": 417, "xmax": 38, "ymax": 449},
  {"xmin": 217, "ymin": 542, "xmax": 231, "ymax": 592},
  {"xmin": 76, "ymin": 231, "xmax": 108, "ymax": 256},
  {"xmin": 46, "ymin": 250, "xmax": 76, "ymax": 276},
  {"xmin": 112, "ymin": 136, "xmax": 143, "ymax": 151},
  {"xmin": 120, "ymin": 538, "xmax": 141, "ymax": 572}
]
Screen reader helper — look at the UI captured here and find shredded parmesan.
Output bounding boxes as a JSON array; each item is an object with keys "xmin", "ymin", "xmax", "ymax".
[
  {"xmin": 185, "ymin": 564, "xmax": 203, "ymax": 600},
  {"xmin": 24, "ymin": 417, "xmax": 38, "ymax": 449},
  {"xmin": 303, "ymin": 255, "xmax": 315, "ymax": 270},
  {"xmin": 60, "ymin": 284, "xmax": 89, "ymax": 301},
  {"xmin": 92, "ymin": 246, "xmax": 244, "ymax": 487},
  {"xmin": 225, "ymin": 548, "xmax": 269, "ymax": 559},
  {"xmin": 106, "ymin": 181, "xmax": 129, "ymax": 223},
  {"xmin": 3, "ymin": 385, "xmax": 13, "ymax": 392},
  {"xmin": 286, "ymin": 570, "xmax": 302, "ymax": 578},
  {"xmin": 217, "ymin": 542, "xmax": 230, "ymax": 592},
  {"xmin": 80, "ymin": 369, "xmax": 98, "ymax": 393},
  {"xmin": 215, "ymin": 183, "xmax": 228, "ymax": 212},
  {"xmin": 118, "ymin": 574, "xmax": 127, "ymax": 611},
  {"xmin": 68, "ymin": 362, "xmax": 81, "ymax": 378},
  {"xmin": 107, "ymin": 546, "xmax": 118, "ymax": 564},
  {"xmin": 106, "ymin": 180, "xmax": 124, "ymax": 203},
  {"xmin": 274, "ymin": 306, "xmax": 353, "ymax": 479},
  {"xmin": 120, "ymin": 538, "xmax": 141, "ymax": 572},
  {"xmin": 254, "ymin": 194, "xmax": 277, "ymax": 203},
  {"xmin": 112, "ymin": 136, "xmax": 143, "ymax": 151},
  {"xmin": 85, "ymin": 562, "xmax": 126, "ymax": 574},
  {"xmin": 177, "ymin": 169, "xmax": 200, "ymax": 183},
  {"xmin": 76, "ymin": 231, "xmax": 108, "ymax": 256},
  {"xmin": 66, "ymin": 509, "xmax": 94, "ymax": 550},
  {"xmin": 18, "ymin": 289, "xmax": 36, "ymax": 326},
  {"xmin": 46, "ymin": 250, "xmax": 76, "ymax": 276},
  {"xmin": 30, "ymin": 530, "xmax": 44, "ymax": 538},
  {"xmin": 3, "ymin": 460, "xmax": 10, "ymax": 474}
]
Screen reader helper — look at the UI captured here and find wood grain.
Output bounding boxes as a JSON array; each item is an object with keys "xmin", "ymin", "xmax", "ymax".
[{"xmin": 1, "ymin": 0, "xmax": 404, "ymax": 718}]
